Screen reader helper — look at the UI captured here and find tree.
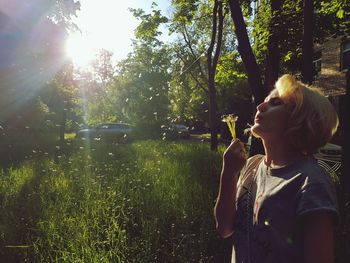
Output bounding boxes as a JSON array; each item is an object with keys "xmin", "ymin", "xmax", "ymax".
[
  {"xmin": 227, "ymin": 0, "xmax": 267, "ymax": 107},
  {"xmin": 207, "ymin": 0, "xmax": 224, "ymax": 150},
  {"xmin": 91, "ymin": 49, "xmax": 116, "ymax": 86},
  {"xmin": 104, "ymin": 5, "xmax": 171, "ymax": 138},
  {"xmin": 0, "ymin": 0, "xmax": 80, "ymax": 124},
  {"xmin": 169, "ymin": 0, "xmax": 253, "ymax": 148},
  {"xmin": 74, "ymin": 49, "xmax": 118, "ymax": 125},
  {"xmin": 264, "ymin": 0, "xmax": 283, "ymax": 89},
  {"xmin": 167, "ymin": 1, "xmax": 210, "ymax": 131},
  {"xmin": 301, "ymin": 0, "xmax": 314, "ymax": 84},
  {"xmin": 0, "ymin": 0, "xmax": 80, "ymax": 166}
]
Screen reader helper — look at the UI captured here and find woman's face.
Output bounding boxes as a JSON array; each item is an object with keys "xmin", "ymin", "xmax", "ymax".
[{"xmin": 251, "ymin": 89, "xmax": 291, "ymax": 140}]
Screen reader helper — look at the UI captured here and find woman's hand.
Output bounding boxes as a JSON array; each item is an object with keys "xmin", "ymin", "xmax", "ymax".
[
  {"xmin": 214, "ymin": 139, "xmax": 247, "ymax": 238},
  {"xmin": 222, "ymin": 139, "xmax": 247, "ymax": 178}
]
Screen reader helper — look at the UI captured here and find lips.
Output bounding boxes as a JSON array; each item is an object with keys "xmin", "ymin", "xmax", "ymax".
[{"xmin": 254, "ymin": 114, "xmax": 263, "ymax": 123}]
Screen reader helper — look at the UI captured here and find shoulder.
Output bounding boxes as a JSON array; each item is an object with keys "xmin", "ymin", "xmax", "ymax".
[
  {"xmin": 244, "ymin": 154, "xmax": 264, "ymax": 171},
  {"xmin": 296, "ymin": 157, "xmax": 335, "ymax": 188},
  {"xmin": 295, "ymin": 157, "xmax": 339, "ymax": 223},
  {"xmin": 237, "ymin": 154, "xmax": 264, "ymax": 185}
]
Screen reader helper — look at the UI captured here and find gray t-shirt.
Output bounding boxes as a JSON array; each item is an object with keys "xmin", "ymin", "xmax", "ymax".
[{"xmin": 232, "ymin": 154, "xmax": 338, "ymax": 263}]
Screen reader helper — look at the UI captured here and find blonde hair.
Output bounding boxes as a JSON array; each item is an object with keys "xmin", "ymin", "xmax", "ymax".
[{"xmin": 275, "ymin": 74, "xmax": 339, "ymax": 154}]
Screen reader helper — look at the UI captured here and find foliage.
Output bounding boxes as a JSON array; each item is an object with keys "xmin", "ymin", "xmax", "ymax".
[
  {"xmin": 168, "ymin": 0, "xmax": 252, "ymax": 135},
  {"xmin": 0, "ymin": 0, "xmax": 81, "ymax": 166},
  {"xmin": 251, "ymin": 0, "xmax": 350, "ymax": 75},
  {"xmin": 130, "ymin": 4, "xmax": 169, "ymax": 44},
  {"xmin": 115, "ymin": 43, "xmax": 171, "ymax": 139},
  {"xmin": 103, "ymin": 6, "xmax": 172, "ymax": 139},
  {"xmin": 74, "ymin": 49, "xmax": 118, "ymax": 125},
  {"xmin": 0, "ymin": 100, "xmax": 58, "ymax": 168}
]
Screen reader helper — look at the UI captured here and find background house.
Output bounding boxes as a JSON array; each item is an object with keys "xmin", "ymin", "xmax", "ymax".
[
  {"xmin": 312, "ymin": 35, "xmax": 349, "ymax": 146},
  {"xmin": 313, "ymin": 35, "xmax": 349, "ymax": 96}
]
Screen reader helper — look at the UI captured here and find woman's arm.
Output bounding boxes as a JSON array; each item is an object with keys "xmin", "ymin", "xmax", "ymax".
[
  {"xmin": 302, "ymin": 211, "xmax": 335, "ymax": 263},
  {"xmin": 214, "ymin": 139, "xmax": 247, "ymax": 238}
]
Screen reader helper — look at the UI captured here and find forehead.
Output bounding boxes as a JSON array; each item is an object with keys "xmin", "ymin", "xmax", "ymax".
[
  {"xmin": 269, "ymin": 89, "xmax": 280, "ymax": 97},
  {"xmin": 264, "ymin": 89, "xmax": 280, "ymax": 101}
]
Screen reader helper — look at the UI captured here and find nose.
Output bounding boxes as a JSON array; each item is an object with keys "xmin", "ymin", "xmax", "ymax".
[{"xmin": 256, "ymin": 101, "xmax": 268, "ymax": 112}]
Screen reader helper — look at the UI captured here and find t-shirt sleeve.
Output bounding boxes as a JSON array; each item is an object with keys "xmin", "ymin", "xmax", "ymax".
[
  {"xmin": 296, "ymin": 169, "xmax": 339, "ymax": 224},
  {"xmin": 238, "ymin": 154, "xmax": 263, "ymax": 185}
]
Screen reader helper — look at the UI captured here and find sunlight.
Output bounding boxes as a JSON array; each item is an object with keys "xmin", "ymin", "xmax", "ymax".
[{"xmin": 65, "ymin": 33, "xmax": 97, "ymax": 68}]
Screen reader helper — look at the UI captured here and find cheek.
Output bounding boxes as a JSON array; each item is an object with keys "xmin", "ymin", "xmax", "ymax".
[{"xmin": 274, "ymin": 112, "xmax": 290, "ymax": 131}]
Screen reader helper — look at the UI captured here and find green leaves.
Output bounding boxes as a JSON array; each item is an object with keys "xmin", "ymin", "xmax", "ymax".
[{"xmin": 130, "ymin": 6, "xmax": 169, "ymax": 44}]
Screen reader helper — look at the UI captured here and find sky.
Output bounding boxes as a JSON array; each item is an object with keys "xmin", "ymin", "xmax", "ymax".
[{"xmin": 67, "ymin": 0, "xmax": 172, "ymax": 67}]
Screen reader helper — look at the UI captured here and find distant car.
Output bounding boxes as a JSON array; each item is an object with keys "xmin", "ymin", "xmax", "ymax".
[
  {"xmin": 162, "ymin": 124, "xmax": 190, "ymax": 139},
  {"xmin": 76, "ymin": 123, "xmax": 133, "ymax": 142},
  {"xmin": 313, "ymin": 143, "xmax": 342, "ymax": 179}
]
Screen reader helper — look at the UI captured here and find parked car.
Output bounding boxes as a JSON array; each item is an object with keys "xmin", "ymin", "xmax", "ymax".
[
  {"xmin": 314, "ymin": 143, "xmax": 342, "ymax": 162},
  {"xmin": 76, "ymin": 123, "xmax": 134, "ymax": 142},
  {"xmin": 314, "ymin": 143, "xmax": 342, "ymax": 179},
  {"xmin": 162, "ymin": 124, "xmax": 190, "ymax": 139}
]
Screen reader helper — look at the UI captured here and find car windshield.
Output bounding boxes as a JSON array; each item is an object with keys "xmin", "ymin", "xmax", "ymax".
[
  {"xmin": 98, "ymin": 124, "xmax": 130, "ymax": 129},
  {"xmin": 175, "ymin": 124, "xmax": 187, "ymax": 129}
]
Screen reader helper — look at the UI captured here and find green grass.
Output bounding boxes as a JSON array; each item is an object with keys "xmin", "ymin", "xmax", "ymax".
[
  {"xmin": 0, "ymin": 140, "xmax": 231, "ymax": 262},
  {"xmin": 64, "ymin": 133, "xmax": 76, "ymax": 140}
]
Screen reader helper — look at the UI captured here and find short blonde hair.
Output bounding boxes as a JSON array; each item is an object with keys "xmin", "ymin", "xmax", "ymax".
[{"xmin": 275, "ymin": 74, "xmax": 339, "ymax": 154}]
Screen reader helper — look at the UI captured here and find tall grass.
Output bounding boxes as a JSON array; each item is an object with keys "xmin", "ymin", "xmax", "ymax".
[{"xmin": 0, "ymin": 140, "xmax": 231, "ymax": 262}]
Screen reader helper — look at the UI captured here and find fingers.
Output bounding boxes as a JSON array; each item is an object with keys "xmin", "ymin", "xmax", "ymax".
[
  {"xmin": 222, "ymin": 139, "xmax": 247, "ymax": 176},
  {"xmin": 228, "ymin": 139, "xmax": 245, "ymax": 152},
  {"xmin": 224, "ymin": 139, "xmax": 247, "ymax": 159}
]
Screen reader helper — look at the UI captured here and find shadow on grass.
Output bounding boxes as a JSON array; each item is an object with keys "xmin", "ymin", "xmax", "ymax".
[{"xmin": 0, "ymin": 163, "xmax": 45, "ymax": 262}]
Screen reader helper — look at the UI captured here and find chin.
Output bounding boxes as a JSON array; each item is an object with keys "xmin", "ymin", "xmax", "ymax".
[{"xmin": 250, "ymin": 125, "xmax": 262, "ymax": 138}]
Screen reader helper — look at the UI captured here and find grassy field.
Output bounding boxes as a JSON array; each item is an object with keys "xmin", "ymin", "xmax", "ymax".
[{"xmin": 0, "ymin": 140, "xmax": 232, "ymax": 262}]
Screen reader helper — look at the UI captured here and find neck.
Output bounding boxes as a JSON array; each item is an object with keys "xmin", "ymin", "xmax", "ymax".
[{"xmin": 262, "ymin": 136, "xmax": 304, "ymax": 168}]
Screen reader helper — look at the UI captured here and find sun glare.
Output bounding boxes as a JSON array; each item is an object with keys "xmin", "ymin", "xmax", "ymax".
[{"xmin": 65, "ymin": 33, "xmax": 97, "ymax": 68}]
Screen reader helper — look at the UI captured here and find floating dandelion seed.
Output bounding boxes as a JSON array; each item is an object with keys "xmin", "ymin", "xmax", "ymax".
[{"xmin": 222, "ymin": 114, "xmax": 238, "ymax": 140}]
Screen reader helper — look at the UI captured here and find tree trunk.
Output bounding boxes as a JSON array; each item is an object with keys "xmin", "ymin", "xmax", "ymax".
[
  {"xmin": 227, "ymin": 0, "xmax": 267, "ymax": 106},
  {"xmin": 208, "ymin": 75, "xmax": 218, "ymax": 150},
  {"xmin": 207, "ymin": 0, "xmax": 224, "ymax": 151},
  {"xmin": 227, "ymin": 0, "xmax": 267, "ymax": 155},
  {"xmin": 301, "ymin": 0, "xmax": 314, "ymax": 84},
  {"xmin": 265, "ymin": 0, "xmax": 283, "ymax": 90}
]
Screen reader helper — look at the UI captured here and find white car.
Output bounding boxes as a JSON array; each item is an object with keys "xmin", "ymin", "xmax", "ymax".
[
  {"xmin": 314, "ymin": 143, "xmax": 342, "ymax": 162},
  {"xmin": 76, "ymin": 123, "xmax": 133, "ymax": 142},
  {"xmin": 162, "ymin": 124, "xmax": 190, "ymax": 139},
  {"xmin": 314, "ymin": 143, "xmax": 342, "ymax": 180}
]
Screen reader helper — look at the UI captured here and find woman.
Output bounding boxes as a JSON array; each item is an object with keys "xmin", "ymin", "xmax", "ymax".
[{"xmin": 214, "ymin": 74, "xmax": 339, "ymax": 263}]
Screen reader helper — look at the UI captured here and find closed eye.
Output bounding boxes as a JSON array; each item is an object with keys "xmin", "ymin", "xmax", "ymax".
[{"xmin": 268, "ymin": 97, "xmax": 284, "ymax": 106}]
